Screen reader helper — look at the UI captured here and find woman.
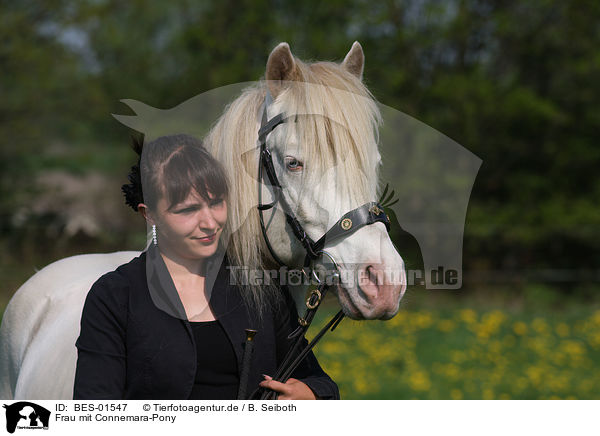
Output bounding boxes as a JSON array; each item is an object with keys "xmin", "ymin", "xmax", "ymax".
[{"xmin": 73, "ymin": 134, "xmax": 339, "ymax": 400}]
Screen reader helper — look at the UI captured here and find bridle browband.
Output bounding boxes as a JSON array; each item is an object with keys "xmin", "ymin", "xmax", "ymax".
[{"xmin": 244, "ymin": 91, "xmax": 391, "ymax": 400}]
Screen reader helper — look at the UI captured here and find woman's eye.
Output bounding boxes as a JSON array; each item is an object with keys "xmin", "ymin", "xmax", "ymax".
[
  {"xmin": 285, "ymin": 157, "xmax": 303, "ymax": 171},
  {"xmin": 175, "ymin": 207, "xmax": 196, "ymax": 214},
  {"xmin": 210, "ymin": 198, "xmax": 224, "ymax": 207}
]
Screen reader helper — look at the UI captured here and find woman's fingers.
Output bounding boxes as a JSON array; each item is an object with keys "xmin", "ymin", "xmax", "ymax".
[
  {"xmin": 259, "ymin": 375, "xmax": 290, "ymax": 398},
  {"xmin": 258, "ymin": 376, "xmax": 316, "ymax": 400},
  {"xmin": 258, "ymin": 374, "xmax": 289, "ymax": 400}
]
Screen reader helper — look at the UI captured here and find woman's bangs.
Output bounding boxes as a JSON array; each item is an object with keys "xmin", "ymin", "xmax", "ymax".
[{"xmin": 162, "ymin": 148, "xmax": 228, "ymax": 208}]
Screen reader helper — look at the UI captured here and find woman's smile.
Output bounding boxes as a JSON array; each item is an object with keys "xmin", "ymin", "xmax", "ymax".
[{"xmin": 191, "ymin": 232, "xmax": 219, "ymax": 244}]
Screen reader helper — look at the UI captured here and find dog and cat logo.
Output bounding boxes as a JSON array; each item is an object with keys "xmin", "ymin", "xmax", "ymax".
[{"xmin": 2, "ymin": 402, "xmax": 50, "ymax": 433}]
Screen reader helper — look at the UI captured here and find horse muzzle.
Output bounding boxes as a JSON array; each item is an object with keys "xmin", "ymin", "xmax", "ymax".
[{"xmin": 334, "ymin": 262, "xmax": 406, "ymax": 320}]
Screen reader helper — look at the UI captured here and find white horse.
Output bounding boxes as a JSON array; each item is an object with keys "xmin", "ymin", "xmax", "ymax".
[{"xmin": 0, "ymin": 42, "xmax": 406, "ymax": 399}]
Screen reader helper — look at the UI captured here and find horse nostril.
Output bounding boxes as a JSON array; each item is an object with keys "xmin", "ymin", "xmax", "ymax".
[
  {"xmin": 366, "ymin": 265, "xmax": 379, "ymax": 286},
  {"xmin": 358, "ymin": 264, "xmax": 381, "ymax": 300}
]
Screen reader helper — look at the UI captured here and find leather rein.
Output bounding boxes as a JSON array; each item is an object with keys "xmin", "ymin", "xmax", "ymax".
[{"xmin": 244, "ymin": 92, "xmax": 391, "ymax": 400}]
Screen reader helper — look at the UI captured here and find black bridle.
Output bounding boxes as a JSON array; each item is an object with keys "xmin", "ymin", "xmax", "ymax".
[{"xmin": 243, "ymin": 93, "xmax": 391, "ymax": 400}]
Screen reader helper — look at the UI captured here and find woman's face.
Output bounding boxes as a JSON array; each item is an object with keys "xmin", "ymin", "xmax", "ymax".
[{"xmin": 149, "ymin": 189, "xmax": 227, "ymax": 262}]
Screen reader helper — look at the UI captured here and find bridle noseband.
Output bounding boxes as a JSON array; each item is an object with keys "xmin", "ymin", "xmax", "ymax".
[{"xmin": 245, "ymin": 92, "xmax": 391, "ymax": 400}]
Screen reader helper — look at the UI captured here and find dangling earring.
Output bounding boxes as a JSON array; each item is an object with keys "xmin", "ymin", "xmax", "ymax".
[{"xmin": 152, "ymin": 224, "xmax": 158, "ymax": 246}]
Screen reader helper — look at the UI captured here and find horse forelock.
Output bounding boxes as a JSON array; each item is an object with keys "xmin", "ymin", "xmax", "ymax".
[{"xmin": 280, "ymin": 59, "xmax": 382, "ymax": 203}]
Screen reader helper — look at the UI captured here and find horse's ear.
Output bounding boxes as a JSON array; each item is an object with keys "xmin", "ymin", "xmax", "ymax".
[
  {"xmin": 341, "ymin": 41, "xmax": 364, "ymax": 81},
  {"xmin": 266, "ymin": 42, "xmax": 298, "ymax": 98}
]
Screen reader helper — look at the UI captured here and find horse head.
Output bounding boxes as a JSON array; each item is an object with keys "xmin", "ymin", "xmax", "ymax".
[{"xmin": 254, "ymin": 42, "xmax": 406, "ymax": 320}]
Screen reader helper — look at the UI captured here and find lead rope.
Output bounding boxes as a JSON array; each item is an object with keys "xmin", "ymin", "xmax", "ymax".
[
  {"xmin": 260, "ymin": 310, "xmax": 345, "ymax": 400},
  {"xmin": 250, "ymin": 259, "xmax": 341, "ymax": 399},
  {"xmin": 247, "ymin": 278, "xmax": 345, "ymax": 400},
  {"xmin": 257, "ymin": 261, "xmax": 344, "ymax": 400}
]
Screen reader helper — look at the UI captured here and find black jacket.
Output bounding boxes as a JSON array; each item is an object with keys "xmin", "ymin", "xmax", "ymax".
[{"xmin": 73, "ymin": 245, "xmax": 339, "ymax": 400}]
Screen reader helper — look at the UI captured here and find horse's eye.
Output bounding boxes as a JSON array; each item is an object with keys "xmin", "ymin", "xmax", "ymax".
[{"xmin": 285, "ymin": 156, "xmax": 303, "ymax": 172}]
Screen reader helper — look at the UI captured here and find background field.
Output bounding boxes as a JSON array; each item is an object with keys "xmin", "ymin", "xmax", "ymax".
[{"xmin": 307, "ymin": 290, "xmax": 600, "ymax": 399}]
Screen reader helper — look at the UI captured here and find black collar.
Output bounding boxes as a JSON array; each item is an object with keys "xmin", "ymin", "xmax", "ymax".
[{"xmin": 145, "ymin": 243, "xmax": 232, "ymax": 321}]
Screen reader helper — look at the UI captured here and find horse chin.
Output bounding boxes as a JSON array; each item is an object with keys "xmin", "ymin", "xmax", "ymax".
[
  {"xmin": 334, "ymin": 284, "xmax": 389, "ymax": 320},
  {"xmin": 335, "ymin": 285, "xmax": 364, "ymax": 320},
  {"xmin": 335, "ymin": 282, "xmax": 402, "ymax": 320}
]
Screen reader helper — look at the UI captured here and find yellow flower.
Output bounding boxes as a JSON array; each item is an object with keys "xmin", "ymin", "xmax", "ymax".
[
  {"xmin": 408, "ymin": 371, "xmax": 432, "ymax": 391},
  {"xmin": 526, "ymin": 366, "xmax": 543, "ymax": 386},
  {"xmin": 438, "ymin": 319, "xmax": 456, "ymax": 332},
  {"xmin": 482, "ymin": 310, "xmax": 506, "ymax": 330},
  {"xmin": 321, "ymin": 342, "xmax": 348, "ymax": 354},
  {"xmin": 532, "ymin": 318, "xmax": 550, "ymax": 335},
  {"xmin": 555, "ymin": 322, "xmax": 570, "ymax": 337},
  {"xmin": 588, "ymin": 332, "xmax": 600, "ymax": 348},
  {"xmin": 353, "ymin": 378, "xmax": 372, "ymax": 395},
  {"xmin": 591, "ymin": 310, "xmax": 600, "ymax": 326},
  {"xmin": 413, "ymin": 311, "xmax": 434, "ymax": 329},
  {"xmin": 513, "ymin": 321, "xmax": 528, "ymax": 335},
  {"xmin": 450, "ymin": 389, "xmax": 463, "ymax": 400},
  {"xmin": 475, "ymin": 313, "xmax": 505, "ymax": 340},
  {"xmin": 458, "ymin": 309, "xmax": 478, "ymax": 324},
  {"xmin": 561, "ymin": 340, "xmax": 585, "ymax": 356},
  {"xmin": 387, "ymin": 311, "xmax": 407, "ymax": 327},
  {"xmin": 444, "ymin": 363, "xmax": 460, "ymax": 380}
]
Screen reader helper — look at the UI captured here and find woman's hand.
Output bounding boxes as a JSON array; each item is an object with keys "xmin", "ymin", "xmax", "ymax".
[{"xmin": 259, "ymin": 375, "xmax": 318, "ymax": 400}]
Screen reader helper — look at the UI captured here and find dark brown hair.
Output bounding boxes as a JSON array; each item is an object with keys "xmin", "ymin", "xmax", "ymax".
[{"xmin": 122, "ymin": 134, "xmax": 228, "ymax": 212}]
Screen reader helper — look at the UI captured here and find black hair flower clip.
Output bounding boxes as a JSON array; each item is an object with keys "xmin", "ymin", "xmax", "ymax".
[{"xmin": 121, "ymin": 134, "xmax": 144, "ymax": 212}]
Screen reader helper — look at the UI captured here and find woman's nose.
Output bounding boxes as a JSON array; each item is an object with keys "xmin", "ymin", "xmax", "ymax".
[{"xmin": 197, "ymin": 208, "xmax": 217, "ymax": 229}]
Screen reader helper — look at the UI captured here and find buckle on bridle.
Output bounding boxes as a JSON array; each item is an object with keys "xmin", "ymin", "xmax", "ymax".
[
  {"xmin": 297, "ymin": 317, "xmax": 308, "ymax": 327},
  {"xmin": 306, "ymin": 288, "xmax": 322, "ymax": 310}
]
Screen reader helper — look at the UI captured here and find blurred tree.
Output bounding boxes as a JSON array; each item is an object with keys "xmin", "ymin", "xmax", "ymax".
[
  {"xmin": 351, "ymin": 0, "xmax": 600, "ymax": 273},
  {"xmin": 0, "ymin": 0, "xmax": 83, "ymax": 232}
]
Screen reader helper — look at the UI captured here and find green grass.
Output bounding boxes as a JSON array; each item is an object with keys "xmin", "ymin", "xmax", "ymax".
[{"xmin": 306, "ymin": 288, "xmax": 600, "ymax": 399}]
